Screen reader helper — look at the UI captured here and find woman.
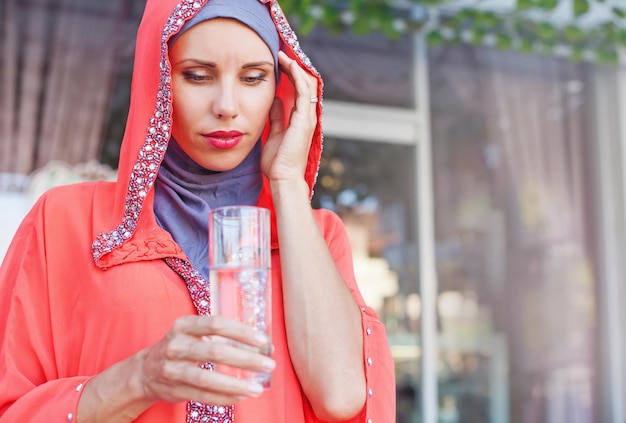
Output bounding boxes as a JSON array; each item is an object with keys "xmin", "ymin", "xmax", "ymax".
[{"xmin": 0, "ymin": 0, "xmax": 395, "ymax": 422}]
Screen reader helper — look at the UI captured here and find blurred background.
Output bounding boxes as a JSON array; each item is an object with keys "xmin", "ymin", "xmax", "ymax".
[{"xmin": 2, "ymin": 0, "xmax": 626, "ymax": 422}]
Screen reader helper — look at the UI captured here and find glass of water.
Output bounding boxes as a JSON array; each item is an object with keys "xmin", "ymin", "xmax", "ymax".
[{"xmin": 208, "ymin": 205, "xmax": 272, "ymax": 389}]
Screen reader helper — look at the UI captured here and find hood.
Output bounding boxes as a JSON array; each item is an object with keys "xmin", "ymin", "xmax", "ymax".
[{"xmin": 92, "ymin": 0, "xmax": 324, "ymax": 269}]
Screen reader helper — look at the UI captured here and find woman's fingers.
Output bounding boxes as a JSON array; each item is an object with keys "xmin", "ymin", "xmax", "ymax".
[
  {"xmin": 278, "ymin": 51, "xmax": 318, "ymax": 96},
  {"xmin": 157, "ymin": 360, "xmax": 265, "ymax": 404},
  {"xmin": 172, "ymin": 315, "xmax": 268, "ymax": 348},
  {"xmin": 140, "ymin": 315, "xmax": 274, "ymax": 405},
  {"xmin": 262, "ymin": 52, "xmax": 319, "ymax": 180},
  {"xmin": 167, "ymin": 315, "xmax": 274, "ymax": 373},
  {"xmin": 165, "ymin": 334, "xmax": 275, "ymax": 373}
]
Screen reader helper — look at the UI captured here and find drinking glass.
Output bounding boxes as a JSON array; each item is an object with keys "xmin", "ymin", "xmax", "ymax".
[{"xmin": 208, "ymin": 205, "xmax": 272, "ymax": 388}]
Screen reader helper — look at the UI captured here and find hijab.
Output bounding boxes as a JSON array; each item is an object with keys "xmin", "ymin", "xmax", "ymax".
[{"xmin": 154, "ymin": 0, "xmax": 279, "ymax": 279}]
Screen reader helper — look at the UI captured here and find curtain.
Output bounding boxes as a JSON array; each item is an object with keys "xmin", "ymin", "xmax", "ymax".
[
  {"xmin": 482, "ymin": 49, "xmax": 596, "ymax": 423},
  {"xmin": 299, "ymin": 27, "xmax": 414, "ymax": 109},
  {"xmin": 480, "ymin": 49, "xmax": 587, "ymax": 246},
  {"xmin": 429, "ymin": 45, "xmax": 597, "ymax": 423},
  {"xmin": 0, "ymin": 0, "xmax": 131, "ymax": 174}
]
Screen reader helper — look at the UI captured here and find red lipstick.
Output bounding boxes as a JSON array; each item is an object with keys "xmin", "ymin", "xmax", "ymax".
[{"xmin": 203, "ymin": 130, "xmax": 243, "ymax": 150}]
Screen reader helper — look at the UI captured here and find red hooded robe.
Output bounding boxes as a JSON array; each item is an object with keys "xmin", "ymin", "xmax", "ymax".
[{"xmin": 0, "ymin": 0, "xmax": 396, "ymax": 421}]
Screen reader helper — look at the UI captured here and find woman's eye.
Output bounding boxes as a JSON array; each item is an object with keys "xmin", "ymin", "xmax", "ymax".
[
  {"xmin": 242, "ymin": 74, "xmax": 267, "ymax": 84},
  {"xmin": 182, "ymin": 71, "xmax": 210, "ymax": 82}
]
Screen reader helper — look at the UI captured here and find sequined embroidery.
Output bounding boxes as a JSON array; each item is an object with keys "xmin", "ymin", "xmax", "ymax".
[{"xmin": 166, "ymin": 257, "xmax": 236, "ymax": 423}]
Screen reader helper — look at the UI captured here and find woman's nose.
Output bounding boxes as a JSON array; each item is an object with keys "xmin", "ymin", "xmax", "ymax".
[{"xmin": 211, "ymin": 83, "xmax": 238, "ymax": 119}]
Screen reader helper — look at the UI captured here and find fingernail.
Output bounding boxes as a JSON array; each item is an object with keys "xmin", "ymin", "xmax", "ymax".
[
  {"xmin": 254, "ymin": 333, "xmax": 269, "ymax": 345},
  {"xmin": 248, "ymin": 382, "xmax": 264, "ymax": 396},
  {"xmin": 262, "ymin": 357, "xmax": 276, "ymax": 371}
]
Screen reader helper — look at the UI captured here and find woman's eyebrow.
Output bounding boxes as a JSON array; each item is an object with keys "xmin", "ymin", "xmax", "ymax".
[
  {"xmin": 242, "ymin": 61, "xmax": 273, "ymax": 68},
  {"xmin": 172, "ymin": 59, "xmax": 272, "ymax": 68},
  {"xmin": 173, "ymin": 58, "xmax": 216, "ymax": 67}
]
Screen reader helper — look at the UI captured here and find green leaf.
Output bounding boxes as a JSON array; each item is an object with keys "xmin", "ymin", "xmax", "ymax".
[
  {"xmin": 563, "ymin": 25, "xmax": 585, "ymax": 42},
  {"xmin": 516, "ymin": 0, "xmax": 537, "ymax": 11},
  {"xmin": 537, "ymin": 0, "xmax": 559, "ymax": 11},
  {"xmin": 457, "ymin": 8, "xmax": 475, "ymax": 21},
  {"xmin": 496, "ymin": 33, "xmax": 513, "ymax": 50},
  {"xmin": 294, "ymin": 0, "xmax": 313, "ymax": 15},
  {"xmin": 570, "ymin": 48, "xmax": 585, "ymax": 63},
  {"xmin": 471, "ymin": 27, "xmax": 487, "ymax": 43},
  {"xmin": 427, "ymin": 30, "xmax": 446, "ymax": 47},
  {"xmin": 351, "ymin": 14, "xmax": 370, "ymax": 35},
  {"xmin": 573, "ymin": 0, "xmax": 590, "ymax": 17},
  {"xmin": 613, "ymin": 7, "xmax": 626, "ymax": 19},
  {"xmin": 540, "ymin": 41, "xmax": 555, "ymax": 55},
  {"xmin": 476, "ymin": 11, "xmax": 500, "ymax": 28},
  {"xmin": 298, "ymin": 13, "xmax": 318, "ymax": 36},
  {"xmin": 321, "ymin": 6, "xmax": 341, "ymax": 27},
  {"xmin": 597, "ymin": 48, "xmax": 619, "ymax": 65},
  {"xmin": 279, "ymin": 0, "xmax": 296, "ymax": 16},
  {"xmin": 537, "ymin": 22, "xmax": 557, "ymax": 40},
  {"xmin": 519, "ymin": 38, "xmax": 534, "ymax": 53},
  {"xmin": 380, "ymin": 18, "xmax": 404, "ymax": 39}
]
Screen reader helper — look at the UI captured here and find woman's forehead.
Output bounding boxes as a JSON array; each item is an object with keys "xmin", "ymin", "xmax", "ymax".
[{"xmin": 169, "ymin": 18, "xmax": 274, "ymax": 61}]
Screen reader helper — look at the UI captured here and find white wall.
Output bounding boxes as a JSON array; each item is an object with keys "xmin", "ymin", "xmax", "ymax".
[
  {"xmin": 0, "ymin": 192, "xmax": 31, "ymax": 262},
  {"xmin": 0, "ymin": 161, "xmax": 117, "ymax": 262}
]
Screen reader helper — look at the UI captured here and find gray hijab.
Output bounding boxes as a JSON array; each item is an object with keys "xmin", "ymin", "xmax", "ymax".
[{"xmin": 154, "ymin": 139, "xmax": 263, "ymax": 279}]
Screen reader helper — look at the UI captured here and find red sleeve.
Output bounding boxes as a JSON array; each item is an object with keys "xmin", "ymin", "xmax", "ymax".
[
  {"xmin": 0, "ymin": 196, "xmax": 89, "ymax": 422},
  {"xmin": 314, "ymin": 209, "xmax": 396, "ymax": 423}
]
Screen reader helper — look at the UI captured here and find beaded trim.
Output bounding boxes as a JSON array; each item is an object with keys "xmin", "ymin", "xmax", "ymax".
[
  {"xmin": 91, "ymin": 0, "xmax": 209, "ymax": 264},
  {"xmin": 165, "ymin": 257, "xmax": 235, "ymax": 423},
  {"xmin": 165, "ymin": 257, "xmax": 211, "ymax": 315},
  {"xmin": 269, "ymin": 1, "xmax": 319, "ymax": 76}
]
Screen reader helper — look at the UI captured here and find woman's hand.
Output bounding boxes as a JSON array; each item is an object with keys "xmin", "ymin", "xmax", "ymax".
[
  {"xmin": 77, "ymin": 315, "xmax": 275, "ymax": 422},
  {"xmin": 261, "ymin": 51, "xmax": 319, "ymax": 184},
  {"xmin": 138, "ymin": 315, "xmax": 275, "ymax": 405}
]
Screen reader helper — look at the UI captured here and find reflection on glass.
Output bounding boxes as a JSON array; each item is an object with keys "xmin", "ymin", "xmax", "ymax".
[
  {"xmin": 430, "ymin": 45, "xmax": 597, "ymax": 423},
  {"xmin": 312, "ymin": 137, "xmax": 419, "ymax": 422}
]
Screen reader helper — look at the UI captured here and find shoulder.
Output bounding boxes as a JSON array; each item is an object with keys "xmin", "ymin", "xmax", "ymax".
[
  {"xmin": 17, "ymin": 181, "xmax": 116, "ymax": 245},
  {"xmin": 0, "ymin": 183, "xmax": 106, "ymax": 295},
  {"xmin": 33, "ymin": 181, "xmax": 113, "ymax": 219},
  {"xmin": 312, "ymin": 207, "xmax": 345, "ymax": 230},
  {"xmin": 311, "ymin": 207, "xmax": 351, "ymax": 248},
  {"xmin": 1, "ymin": 181, "xmax": 116, "ymax": 286},
  {"xmin": 37, "ymin": 181, "xmax": 103, "ymax": 204}
]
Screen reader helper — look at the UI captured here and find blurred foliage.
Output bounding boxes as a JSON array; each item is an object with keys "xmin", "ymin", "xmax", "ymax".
[{"xmin": 279, "ymin": 0, "xmax": 626, "ymax": 65}]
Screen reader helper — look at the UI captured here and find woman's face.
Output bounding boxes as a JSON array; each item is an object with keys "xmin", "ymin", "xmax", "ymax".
[{"xmin": 169, "ymin": 18, "xmax": 276, "ymax": 171}]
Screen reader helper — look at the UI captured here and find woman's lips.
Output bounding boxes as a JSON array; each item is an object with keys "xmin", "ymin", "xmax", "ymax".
[{"xmin": 203, "ymin": 131, "xmax": 243, "ymax": 150}]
